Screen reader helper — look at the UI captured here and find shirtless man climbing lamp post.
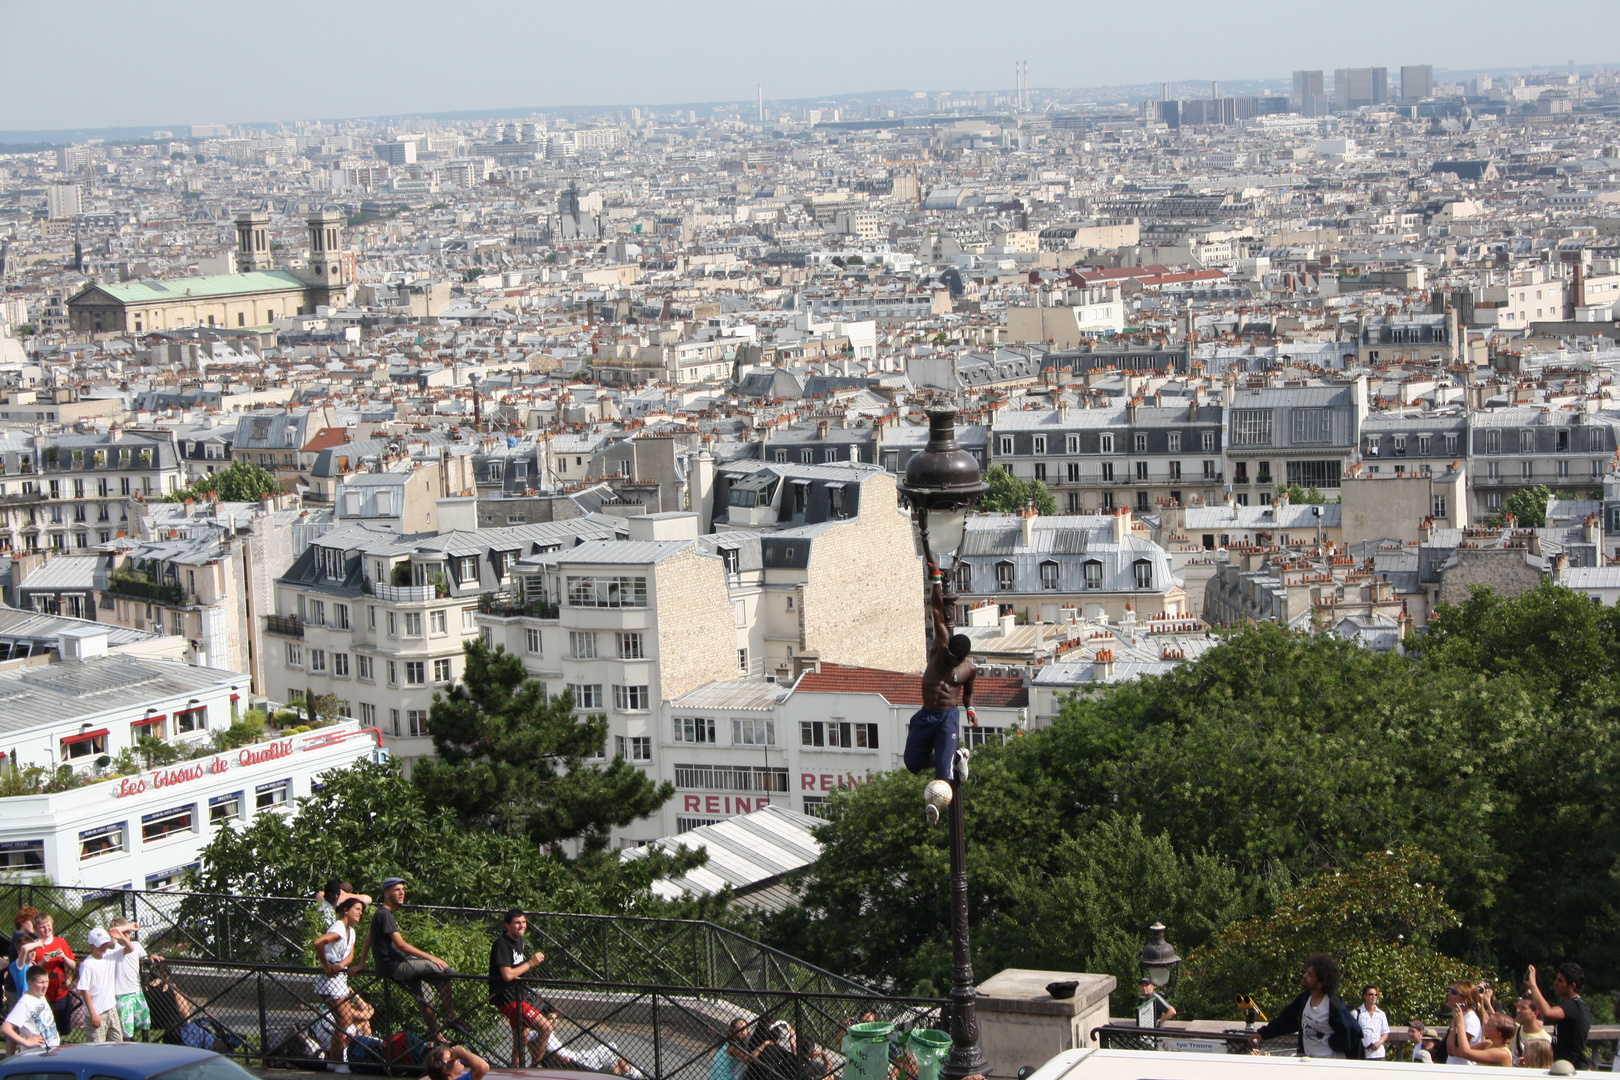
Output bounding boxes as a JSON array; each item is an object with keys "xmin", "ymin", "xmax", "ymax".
[{"xmin": 896, "ymin": 405, "xmax": 989, "ymax": 1080}]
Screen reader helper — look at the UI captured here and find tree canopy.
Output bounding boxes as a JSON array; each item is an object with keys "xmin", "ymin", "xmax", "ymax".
[
  {"xmin": 1178, "ymin": 848, "xmax": 1480, "ymax": 1023},
  {"xmin": 165, "ymin": 458, "xmax": 281, "ymax": 503},
  {"xmin": 192, "ymin": 755, "xmax": 704, "ymax": 917},
  {"xmin": 1493, "ymin": 484, "xmax": 1552, "ymax": 527},
  {"xmin": 412, "ymin": 638, "xmax": 675, "ymax": 853},
  {"xmin": 756, "ymin": 589, "xmax": 1620, "ymax": 1016},
  {"xmin": 979, "ymin": 465, "xmax": 1056, "ymax": 516}
]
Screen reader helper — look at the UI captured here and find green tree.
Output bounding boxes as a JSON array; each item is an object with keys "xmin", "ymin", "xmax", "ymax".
[
  {"xmin": 412, "ymin": 638, "xmax": 675, "ymax": 853},
  {"xmin": 1275, "ymin": 483, "xmax": 1328, "ymax": 504},
  {"xmin": 191, "ymin": 758, "xmax": 600, "ymax": 911},
  {"xmin": 758, "ymin": 618, "xmax": 1604, "ymax": 1004},
  {"xmin": 979, "ymin": 465, "xmax": 1057, "ymax": 516},
  {"xmin": 1178, "ymin": 848, "xmax": 1481, "ymax": 1026},
  {"xmin": 1492, "ymin": 484, "xmax": 1553, "ymax": 527},
  {"xmin": 165, "ymin": 458, "xmax": 281, "ymax": 503}
]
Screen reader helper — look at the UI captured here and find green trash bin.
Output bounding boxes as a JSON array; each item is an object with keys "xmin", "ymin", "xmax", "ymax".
[
  {"xmin": 904, "ymin": 1029, "xmax": 953, "ymax": 1080},
  {"xmin": 843, "ymin": 1022, "xmax": 895, "ymax": 1080}
]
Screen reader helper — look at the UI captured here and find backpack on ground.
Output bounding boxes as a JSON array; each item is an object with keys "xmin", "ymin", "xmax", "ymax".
[{"xmin": 347, "ymin": 1033, "xmax": 390, "ymax": 1075}]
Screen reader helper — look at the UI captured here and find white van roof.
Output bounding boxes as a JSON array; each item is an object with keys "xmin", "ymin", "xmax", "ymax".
[{"xmin": 1029, "ymin": 1048, "xmax": 1507, "ymax": 1080}]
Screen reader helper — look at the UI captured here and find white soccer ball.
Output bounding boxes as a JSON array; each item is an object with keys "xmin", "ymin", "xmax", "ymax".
[{"xmin": 925, "ymin": 779, "xmax": 954, "ymax": 811}]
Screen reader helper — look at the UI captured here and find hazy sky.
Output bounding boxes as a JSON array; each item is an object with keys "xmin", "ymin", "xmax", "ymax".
[{"xmin": 4, "ymin": 0, "xmax": 1617, "ymax": 131}]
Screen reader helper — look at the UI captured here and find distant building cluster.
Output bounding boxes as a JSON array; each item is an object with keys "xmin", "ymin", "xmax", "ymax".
[{"xmin": 3, "ymin": 59, "xmax": 1620, "ymax": 873}]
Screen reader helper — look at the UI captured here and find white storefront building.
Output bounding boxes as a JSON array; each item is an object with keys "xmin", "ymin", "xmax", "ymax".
[{"xmin": 0, "ymin": 626, "xmax": 384, "ymax": 889}]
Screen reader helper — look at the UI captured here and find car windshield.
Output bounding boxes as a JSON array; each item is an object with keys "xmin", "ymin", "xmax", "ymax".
[{"xmin": 149, "ymin": 1058, "xmax": 261, "ymax": 1080}]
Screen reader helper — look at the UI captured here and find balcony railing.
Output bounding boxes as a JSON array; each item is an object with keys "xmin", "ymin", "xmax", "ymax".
[
  {"xmin": 105, "ymin": 573, "xmax": 184, "ymax": 604},
  {"xmin": 366, "ymin": 580, "xmax": 436, "ymax": 602},
  {"xmin": 264, "ymin": 614, "xmax": 304, "ymax": 638},
  {"xmin": 480, "ymin": 597, "xmax": 561, "ymax": 619}
]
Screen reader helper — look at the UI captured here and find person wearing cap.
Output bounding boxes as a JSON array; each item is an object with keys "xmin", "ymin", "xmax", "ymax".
[
  {"xmin": 1406, "ymin": 1021, "xmax": 1434, "ymax": 1064},
  {"xmin": 354, "ymin": 878, "xmax": 458, "ymax": 1040},
  {"xmin": 1137, "ymin": 978, "xmax": 1176, "ymax": 1028},
  {"xmin": 77, "ymin": 927, "xmax": 122, "ymax": 1043},
  {"xmin": 905, "ymin": 555, "xmax": 978, "ymax": 827}
]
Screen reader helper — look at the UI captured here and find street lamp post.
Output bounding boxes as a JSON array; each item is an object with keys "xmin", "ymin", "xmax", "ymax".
[
  {"xmin": 898, "ymin": 406, "xmax": 989, "ymax": 1080},
  {"xmin": 1137, "ymin": 920, "xmax": 1183, "ymax": 996}
]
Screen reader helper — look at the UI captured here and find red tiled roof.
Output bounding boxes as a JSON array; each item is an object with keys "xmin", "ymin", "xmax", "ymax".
[
  {"xmin": 303, "ymin": 427, "xmax": 351, "ymax": 452},
  {"xmin": 793, "ymin": 662, "xmax": 1028, "ymax": 708}
]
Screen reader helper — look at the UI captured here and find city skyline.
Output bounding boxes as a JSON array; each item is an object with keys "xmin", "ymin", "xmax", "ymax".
[{"xmin": 5, "ymin": 0, "xmax": 1620, "ymax": 134}]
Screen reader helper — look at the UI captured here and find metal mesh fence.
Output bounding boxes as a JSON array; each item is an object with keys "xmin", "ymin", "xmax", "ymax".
[{"xmin": 0, "ymin": 883, "xmax": 943, "ymax": 1078}]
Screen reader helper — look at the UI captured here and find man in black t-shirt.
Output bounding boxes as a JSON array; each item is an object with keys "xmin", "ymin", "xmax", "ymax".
[
  {"xmin": 488, "ymin": 910, "xmax": 552, "ymax": 1068},
  {"xmin": 353, "ymin": 878, "xmax": 458, "ymax": 1040},
  {"xmin": 1526, "ymin": 962, "xmax": 1590, "ymax": 1069}
]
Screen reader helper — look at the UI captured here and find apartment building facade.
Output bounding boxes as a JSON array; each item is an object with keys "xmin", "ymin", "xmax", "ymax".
[
  {"xmin": 989, "ymin": 400, "xmax": 1226, "ymax": 514},
  {"xmin": 953, "ymin": 509, "xmax": 1187, "ymax": 624},
  {"xmin": 0, "ymin": 434, "xmax": 185, "ymax": 555},
  {"xmin": 653, "ymin": 664, "xmax": 1030, "ymax": 836},
  {"xmin": 264, "ymin": 514, "xmax": 623, "ymax": 768}
]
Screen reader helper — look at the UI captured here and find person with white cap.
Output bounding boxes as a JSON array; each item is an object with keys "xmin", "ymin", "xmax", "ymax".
[{"xmin": 77, "ymin": 927, "xmax": 122, "ymax": 1043}]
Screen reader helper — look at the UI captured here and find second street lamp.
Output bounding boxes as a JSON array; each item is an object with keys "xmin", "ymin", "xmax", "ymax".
[
  {"xmin": 1138, "ymin": 920, "xmax": 1183, "ymax": 995},
  {"xmin": 898, "ymin": 406, "xmax": 988, "ymax": 1080}
]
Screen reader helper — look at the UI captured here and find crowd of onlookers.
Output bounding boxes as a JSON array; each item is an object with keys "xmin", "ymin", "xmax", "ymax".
[
  {"xmin": 0, "ymin": 879, "xmax": 877, "ymax": 1080},
  {"xmin": 1246, "ymin": 953, "xmax": 1598, "ymax": 1068},
  {"xmin": 3, "ymin": 905, "xmax": 172, "ymax": 1051}
]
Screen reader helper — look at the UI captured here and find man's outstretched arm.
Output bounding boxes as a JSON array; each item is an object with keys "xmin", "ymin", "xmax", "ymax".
[{"xmin": 927, "ymin": 554, "xmax": 948, "ymax": 648}]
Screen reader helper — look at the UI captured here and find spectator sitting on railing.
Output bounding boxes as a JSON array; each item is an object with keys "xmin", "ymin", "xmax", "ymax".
[
  {"xmin": 142, "ymin": 959, "xmax": 197, "ymax": 1044},
  {"xmin": 354, "ymin": 877, "xmax": 460, "ymax": 1042},
  {"xmin": 314, "ymin": 897, "xmax": 372, "ymax": 1073},
  {"xmin": 423, "ymin": 1043, "xmax": 489, "ymax": 1080},
  {"xmin": 488, "ymin": 908, "xmax": 553, "ymax": 1067}
]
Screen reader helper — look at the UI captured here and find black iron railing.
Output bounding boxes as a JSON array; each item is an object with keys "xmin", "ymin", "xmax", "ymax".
[
  {"xmin": 0, "ymin": 883, "xmax": 945, "ymax": 1077},
  {"xmin": 264, "ymin": 614, "xmax": 304, "ymax": 637}
]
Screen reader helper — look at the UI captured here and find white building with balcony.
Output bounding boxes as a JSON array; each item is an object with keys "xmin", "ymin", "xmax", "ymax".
[{"xmin": 266, "ymin": 511, "xmax": 623, "ymax": 767}]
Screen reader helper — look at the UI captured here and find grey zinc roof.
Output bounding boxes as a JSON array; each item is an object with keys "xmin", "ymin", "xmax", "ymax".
[
  {"xmin": 667, "ymin": 679, "xmax": 791, "ymax": 711},
  {"xmin": 0, "ymin": 654, "xmax": 239, "ymax": 734},
  {"xmin": 0, "ymin": 606, "xmax": 159, "ymax": 650},
  {"xmin": 552, "ymin": 539, "xmax": 697, "ymax": 566},
  {"xmin": 19, "ymin": 556, "xmax": 102, "ymax": 591}
]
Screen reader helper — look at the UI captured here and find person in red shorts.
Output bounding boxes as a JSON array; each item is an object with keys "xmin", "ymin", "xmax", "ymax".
[{"xmin": 488, "ymin": 909, "xmax": 551, "ymax": 1067}]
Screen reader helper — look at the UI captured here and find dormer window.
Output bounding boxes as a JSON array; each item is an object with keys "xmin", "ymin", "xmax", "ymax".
[
  {"xmin": 315, "ymin": 546, "xmax": 345, "ymax": 580},
  {"xmin": 995, "ymin": 561, "xmax": 1015, "ymax": 590}
]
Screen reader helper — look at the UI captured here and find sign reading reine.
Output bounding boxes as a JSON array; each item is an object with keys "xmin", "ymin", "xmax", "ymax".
[{"xmin": 113, "ymin": 738, "xmax": 297, "ymax": 799}]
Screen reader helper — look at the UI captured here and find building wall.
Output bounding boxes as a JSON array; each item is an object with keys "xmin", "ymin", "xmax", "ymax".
[
  {"xmin": 800, "ymin": 477, "xmax": 925, "ymax": 674},
  {"xmin": 653, "ymin": 546, "xmax": 742, "ymax": 700},
  {"xmin": 1436, "ymin": 548, "xmax": 1546, "ymax": 606}
]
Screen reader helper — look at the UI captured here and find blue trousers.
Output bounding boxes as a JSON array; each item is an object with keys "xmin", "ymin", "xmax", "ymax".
[{"xmin": 904, "ymin": 707, "xmax": 960, "ymax": 781}]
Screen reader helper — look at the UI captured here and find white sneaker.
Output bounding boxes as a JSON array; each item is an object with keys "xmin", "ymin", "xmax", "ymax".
[
  {"xmin": 328, "ymin": 1065, "xmax": 352, "ymax": 1074},
  {"xmin": 925, "ymin": 803, "xmax": 940, "ymax": 826},
  {"xmin": 955, "ymin": 747, "xmax": 971, "ymax": 780}
]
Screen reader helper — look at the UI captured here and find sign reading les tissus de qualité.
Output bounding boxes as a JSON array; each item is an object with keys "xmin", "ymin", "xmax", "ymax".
[{"xmin": 112, "ymin": 738, "xmax": 297, "ymax": 799}]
